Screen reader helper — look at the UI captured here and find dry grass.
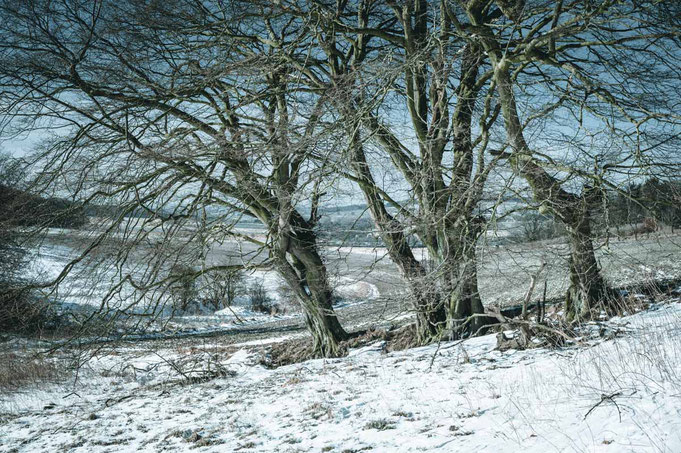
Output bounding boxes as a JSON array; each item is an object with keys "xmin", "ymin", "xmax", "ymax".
[
  {"xmin": 261, "ymin": 337, "xmax": 316, "ymax": 368},
  {"xmin": 261, "ymin": 326, "xmax": 414, "ymax": 368},
  {"xmin": 0, "ymin": 351, "xmax": 69, "ymax": 392}
]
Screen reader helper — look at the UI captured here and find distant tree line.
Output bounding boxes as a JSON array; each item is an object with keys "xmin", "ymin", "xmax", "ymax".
[
  {"xmin": 514, "ymin": 177, "xmax": 681, "ymax": 243},
  {"xmin": 0, "ymin": 184, "xmax": 87, "ymax": 229},
  {"xmin": 609, "ymin": 178, "xmax": 681, "ymax": 231}
]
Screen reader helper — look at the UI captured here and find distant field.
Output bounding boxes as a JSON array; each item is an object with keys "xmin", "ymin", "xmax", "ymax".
[
  {"xmin": 477, "ymin": 229, "xmax": 681, "ymax": 307},
  {"xmin": 27, "ymin": 227, "xmax": 681, "ymax": 339}
]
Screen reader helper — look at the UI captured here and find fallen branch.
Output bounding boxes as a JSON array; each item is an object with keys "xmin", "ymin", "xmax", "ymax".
[
  {"xmin": 467, "ymin": 308, "xmax": 576, "ymax": 350},
  {"xmin": 584, "ymin": 392, "xmax": 623, "ymax": 422}
]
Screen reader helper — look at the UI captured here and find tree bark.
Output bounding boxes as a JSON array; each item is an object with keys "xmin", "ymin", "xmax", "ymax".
[
  {"xmin": 295, "ymin": 249, "xmax": 348, "ymax": 353},
  {"xmin": 563, "ymin": 200, "xmax": 609, "ymax": 322},
  {"xmin": 410, "ymin": 265, "xmax": 447, "ymax": 344},
  {"xmin": 442, "ymin": 227, "xmax": 486, "ymax": 338},
  {"xmin": 275, "ymin": 213, "xmax": 348, "ymax": 357}
]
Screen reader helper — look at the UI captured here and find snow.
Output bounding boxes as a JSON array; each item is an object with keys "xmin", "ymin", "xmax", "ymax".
[
  {"xmin": 334, "ymin": 277, "xmax": 380, "ymax": 301},
  {"xmin": 26, "ymin": 242, "xmax": 382, "ymax": 332},
  {"xmin": 3, "ymin": 300, "xmax": 681, "ymax": 452}
]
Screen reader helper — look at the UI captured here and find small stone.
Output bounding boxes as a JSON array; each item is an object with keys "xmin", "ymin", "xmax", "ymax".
[{"xmin": 186, "ymin": 432, "xmax": 202, "ymax": 443}]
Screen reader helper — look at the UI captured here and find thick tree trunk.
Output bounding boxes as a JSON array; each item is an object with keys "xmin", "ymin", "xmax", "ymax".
[
  {"xmin": 277, "ymin": 271, "xmax": 346, "ymax": 357},
  {"xmin": 370, "ymin": 217, "xmax": 447, "ymax": 345},
  {"xmin": 564, "ymin": 206, "xmax": 609, "ymax": 323},
  {"xmin": 440, "ymin": 222, "xmax": 487, "ymax": 338},
  {"xmin": 292, "ymin": 244, "xmax": 348, "ymax": 356},
  {"xmin": 274, "ymin": 213, "xmax": 348, "ymax": 357},
  {"xmin": 277, "ymin": 251, "xmax": 348, "ymax": 356},
  {"xmin": 297, "ymin": 284, "xmax": 349, "ymax": 357},
  {"xmin": 409, "ymin": 265, "xmax": 447, "ymax": 344},
  {"xmin": 447, "ymin": 255, "xmax": 485, "ymax": 337}
]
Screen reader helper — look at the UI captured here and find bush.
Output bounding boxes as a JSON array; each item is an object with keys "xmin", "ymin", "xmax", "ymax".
[
  {"xmin": 641, "ymin": 217, "xmax": 659, "ymax": 234},
  {"xmin": 249, "ymin": 281, "xmax": 275, "ymax": 314},
  {"xmin": 203, "ymin": 269, "xmax": 245, "ymax": 311},
  {"xmin": 516, "ymin": 212, "xmax": 563, "ymax": 242},
  {"xmin": 168, "ymin": 265, "xmax": 199, "ymax": 313},
  {"xmin": 0, "ymin": 284, "xmax": 64, "ymax": 335}
]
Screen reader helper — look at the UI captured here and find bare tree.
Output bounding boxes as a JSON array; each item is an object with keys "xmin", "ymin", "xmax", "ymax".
[
  {"xmin": 203, "ymin": 268, "xmax": 246, "ymax": 311},
  {"xmin": 2, "ymin": 0, "xmax": 678, "ymax": 349},
  {"xmin": 248, "ymin": 280, "xmax": 274, "ymax": 314},
  {"xmin": 269, "ymin": 0, "xmax": 505, "ymax": 343},
  {"xmin": 441, "ymin": 0, "xmax": 681, "ymax": 321},
  {"xmin": 0, "ymin": 0, "xmax": 349, "ymax": 355}
]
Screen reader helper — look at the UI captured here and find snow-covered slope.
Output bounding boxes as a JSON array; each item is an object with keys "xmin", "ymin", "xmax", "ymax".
[{"xmin": 2, "ymin": 301, "xmax": 681, "ymax": 452}]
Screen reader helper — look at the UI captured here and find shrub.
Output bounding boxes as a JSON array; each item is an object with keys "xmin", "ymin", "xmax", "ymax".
[
  {"xmin": 364, "ymin": 419, "xmax": 396, "ymax": 431},
  {"xmin": 0, "ymin": 285, "xmax": 49, "ymax": 334},
  {"xmin": 640, "ymin": 217, "xmax": 659, "ymax": 234},
  {"xmin": 203, "ymin": 269, "xmax": 245, "ymax": 311},
  {"xmin": 249, "ymin": 281, "xmax": 275, "ymax": 314},
  {"xmin": 168, "ymin": 265, "xmax": 199, "ymax": 313},
  {"xmin": 518, "ymin": 212, "xmax": 562, "ymax": 242}
]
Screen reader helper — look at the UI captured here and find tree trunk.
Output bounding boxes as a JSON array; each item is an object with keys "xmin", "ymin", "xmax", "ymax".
[
  {"xmin": 448, "ymin": 258, "xmax": 485, "ymax": 336},
  {"xmin": 443, "ymin": 42, "xmax": 489, "ymax": 339},
  {"xmin": 470, "ymin": 12, "xmax": 612, "ymax": 325},
  {"xmin": 368, "ymin": 215, "xmax": 447, "ymax": 345},
  {"xmin": 410, "ymin": 264, "xmax": 447, "ymax": 344},
  {"xmin": 295, "ymin": 248, "xmax": 348, "ymax": 355},
  {"xmin": 441, "ymin": 221, "xmax": 487, "ymax": 338},
  {"xmin": 564, "ymin": 204, "xmax": 609, "ymax": 322},
  {"xmin": 274, "ymin": 214, "xmax": 348, "ymax": 357},
  {"xmin": 292, "ymin": 244, "xmax": 348, "ymax": 357},
  {"xmin": 348, "ymin": 135, "xmax": 446, "ymax": 344},
  {"xmin": 298, "ymin": 285, "xmax": 349, "ymax": 357}
]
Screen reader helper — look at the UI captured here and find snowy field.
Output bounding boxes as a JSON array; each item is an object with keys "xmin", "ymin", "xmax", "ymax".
[
  {"xmin": 25, "ymin": 236, "xmax": 383, "ymax": 334},
  {"xmin": 2, "ymin": 299, "xmax": 681, "ymax": 452},
  {"xmin": 27, "ymin": 229, "xmax": 681, "ymax": 331}
]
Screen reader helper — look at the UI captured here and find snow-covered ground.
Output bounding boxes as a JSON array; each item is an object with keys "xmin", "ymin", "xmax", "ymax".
[
  {"xmin": 2, "ymin": 300, "xmax": 681, "ymax": 452},
  {"xmin": 25, "ymin": 229, "xmax": 681, "ymax": 341},
  {"xmin": 30, "ymin": 239, "xmax": 380, "ymax": 301}
]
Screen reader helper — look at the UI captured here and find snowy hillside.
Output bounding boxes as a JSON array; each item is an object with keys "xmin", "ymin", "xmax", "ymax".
[{"xmin": 2, "ymin": 300, "xmax": 681, "ymax": 452}]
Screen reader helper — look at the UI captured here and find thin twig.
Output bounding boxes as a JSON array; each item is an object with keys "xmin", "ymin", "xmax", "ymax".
[{"xmin": 584, "ymin": 392, "xmax": 623, "ymax": 422}]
